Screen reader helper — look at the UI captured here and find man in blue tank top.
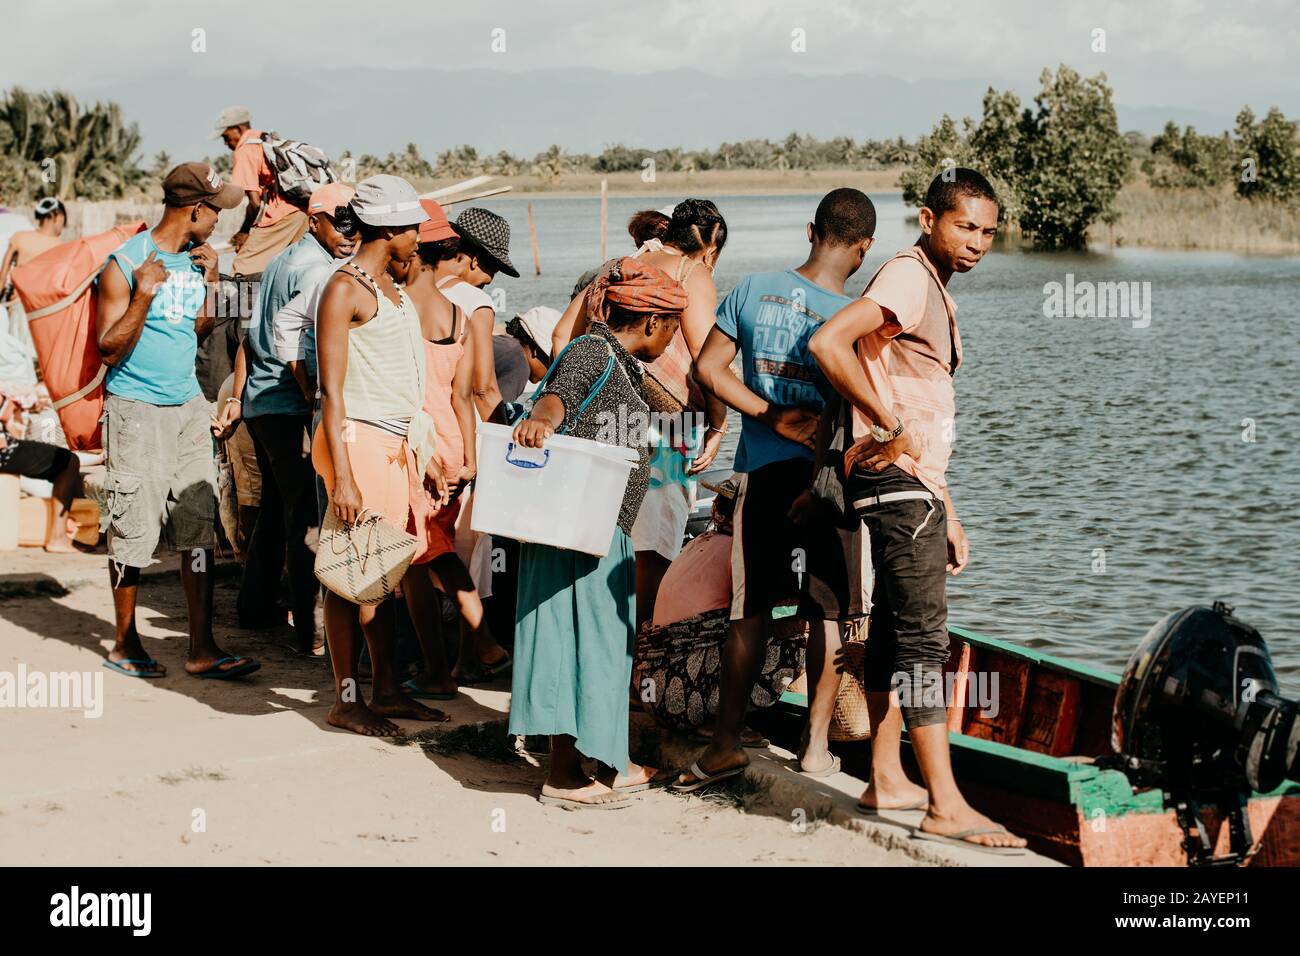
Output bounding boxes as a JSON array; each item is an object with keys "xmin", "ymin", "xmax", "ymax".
[{"xmin": 95, "ymin": 162, "xmax": 260, "ymax": 681}]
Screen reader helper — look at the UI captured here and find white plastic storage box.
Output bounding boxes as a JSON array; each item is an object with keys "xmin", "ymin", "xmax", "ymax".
[{"xmin": 471, "ymin": 422, "xmax": 637, "ymax": 557}]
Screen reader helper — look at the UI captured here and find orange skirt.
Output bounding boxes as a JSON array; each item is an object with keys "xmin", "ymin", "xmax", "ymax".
[{"xmin": 311, "ymin": 419, "xmax": 440, "ymax": 564}]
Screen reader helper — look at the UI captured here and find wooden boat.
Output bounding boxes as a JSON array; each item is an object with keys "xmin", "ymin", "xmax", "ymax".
[{"xmin": 755, "ymin": 622, "xmax": 1300, "ymax": 866}]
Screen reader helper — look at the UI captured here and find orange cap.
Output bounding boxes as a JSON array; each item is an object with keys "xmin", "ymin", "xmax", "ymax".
[
  {"xmin": 418, "ymin": 199, "xmax": 458, "ymax": 243},
  {"xmin": 305, "ymin": 182, "xmax": 356, "ymax": 217}
]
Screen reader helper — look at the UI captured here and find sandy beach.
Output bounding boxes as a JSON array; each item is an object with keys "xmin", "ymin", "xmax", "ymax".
[{"xmin": 0, "ymin": 548, "xmax": 926, "ymax": 866}]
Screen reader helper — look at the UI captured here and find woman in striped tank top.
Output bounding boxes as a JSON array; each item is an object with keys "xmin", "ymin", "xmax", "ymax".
[{"xmin": 312, "ymin": 175, "xmax": 452, "ymax": 738}]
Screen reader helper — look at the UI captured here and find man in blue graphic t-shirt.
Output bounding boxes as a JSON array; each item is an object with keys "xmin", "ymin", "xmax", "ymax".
[
  {"xmin": 683, "ymin": 188, "xmax": 878, "ymax": 789},
  {"xmin": 95, "ymin": 162, "xmax": 260, "ymax": 681}
]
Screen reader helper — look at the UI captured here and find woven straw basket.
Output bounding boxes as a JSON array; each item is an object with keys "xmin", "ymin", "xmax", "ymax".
[
  {"xmin": 829, "ymin": 618, "xmax": 872, "ymax": 742},
  {"xmin": 314, "ymin": 507, "xmax": 417, "ymax": 605}
]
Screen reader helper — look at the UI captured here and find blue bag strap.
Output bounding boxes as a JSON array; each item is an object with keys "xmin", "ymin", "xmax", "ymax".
[
  {"xmin": 560, "ymin": 352, "xmax": 615, "ymax": 435},
  {"xmin": 525, "ymin": 334, "xmax": 618, "ymax": 436}
]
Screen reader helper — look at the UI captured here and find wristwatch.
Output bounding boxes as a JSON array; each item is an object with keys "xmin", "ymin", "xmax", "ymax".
[{"xmin": 870, "ymin": 420, "xmax": 905, "ymax": 444}]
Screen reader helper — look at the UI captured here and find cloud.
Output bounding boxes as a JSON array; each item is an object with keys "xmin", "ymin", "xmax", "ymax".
[{"xmin": 2, "ymin": 0, "xmax": 1297, "ymax": 113}]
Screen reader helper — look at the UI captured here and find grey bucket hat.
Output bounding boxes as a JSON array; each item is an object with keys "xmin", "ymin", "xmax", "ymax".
[
  {"xmin": 351, "ymin": 175, "xmax": 430, "ymax": 228},
  {"xmin": 453, "ymin": 207, "xmax": 519, "ymax": 278},
  {"xmin": 209, "ymin": 105, "xmax": 252, "ymax": 139}
]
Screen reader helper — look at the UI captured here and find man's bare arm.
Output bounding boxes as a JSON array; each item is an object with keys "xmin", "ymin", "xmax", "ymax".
[
  {"xmin": 808, "ymin": 297, "xmax": 897, "ymax": 430},
  {"xmin": 96, "ymin": 254, "xmax": 164, "ymax": 367},
  {"xmin": 695, "ymin": 326, "xmax": 817, "ymax": 448}
]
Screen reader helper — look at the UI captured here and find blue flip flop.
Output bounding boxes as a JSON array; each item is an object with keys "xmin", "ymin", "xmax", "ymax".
[
  {"xmin": 192, "ymin": 656, "xmax": 261, "ymax": 680},
  {"xmin": 103, "ymin": 658, "xmax": 165, "ymax": 679},
  {"xmin": 402, "ymin": 678, "xmax": 457, "ymax": 701}
]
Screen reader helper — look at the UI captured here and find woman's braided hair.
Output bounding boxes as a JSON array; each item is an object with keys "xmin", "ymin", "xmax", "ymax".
[{"xmin": 662, "ymin": 198, "xmax": 728, "ymax": 258}]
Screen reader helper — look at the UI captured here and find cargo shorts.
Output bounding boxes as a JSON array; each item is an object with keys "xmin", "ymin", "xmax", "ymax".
[{"xmin": 101, "ymin": 393, "xmax": 217, "ymax": 568}]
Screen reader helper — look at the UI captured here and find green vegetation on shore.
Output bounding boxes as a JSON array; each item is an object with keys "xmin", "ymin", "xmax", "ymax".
[{"xmin": 898, "ymin": 66, "xmax": 1300, "ymax": 250}]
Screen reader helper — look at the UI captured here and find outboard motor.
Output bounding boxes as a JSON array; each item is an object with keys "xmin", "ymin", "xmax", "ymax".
[{"xmin": 1106, "ymin": 602, "xmax": 1300, "ymax": 866}]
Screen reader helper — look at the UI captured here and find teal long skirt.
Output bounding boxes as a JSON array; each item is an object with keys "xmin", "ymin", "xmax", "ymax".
[{"xmin": 508, "ymin": 527, "xmax": 636, "ymax": 772}]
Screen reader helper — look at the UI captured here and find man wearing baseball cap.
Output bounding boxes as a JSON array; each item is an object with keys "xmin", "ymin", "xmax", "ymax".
[
  {"xmin": 216, "ymin": 181, "xmax": 356, "ymax": 653},
  {"xmin": 210, "ymin": 106, "xmax": 309, "ymax": 278},
  {"xmin": 95, "ymin": 162, "xmax": 259, "ymax": 681}
]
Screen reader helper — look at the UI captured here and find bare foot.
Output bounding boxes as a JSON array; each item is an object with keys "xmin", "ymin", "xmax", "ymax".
[
  {"xmin": 479, "ymin": 645, "xmax": 510, "ymax": 669},
  {"xmin": 44, "ymin": 516, "xmax": 82, "ymax": 553},
  {"xmin": 327, "ymin": 701, "xmax": 402, "ymax": 737},
  {"xmin": 857, "ymin": 777, "xmax": 930, "ymax": 811},
  {"xmin": 920, "ymin": 805, "xmax": 1028, "ymax": 850},
  {"xmin": 540, "ymin": 779, "xmax": 630, "ymax": 809},
  {"xmin": 369, "ymin": 692, "xmax": 451, "ymax": 722}
]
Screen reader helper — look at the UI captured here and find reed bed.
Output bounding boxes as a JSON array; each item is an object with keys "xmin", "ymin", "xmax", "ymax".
[{"xmin": 1094, "ymin": 183, "xmax": 1300, "ymax": 254}]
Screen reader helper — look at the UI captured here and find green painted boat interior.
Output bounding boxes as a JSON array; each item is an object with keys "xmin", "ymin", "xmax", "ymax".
[{"xmin": 772, "ymin": 622, "xmax": 1300, "ymax": 815}]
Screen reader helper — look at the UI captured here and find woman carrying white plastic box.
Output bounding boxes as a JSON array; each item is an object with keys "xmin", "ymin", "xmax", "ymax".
[{"xmin": 508, "ymin": 258, "xmax": 686, "ymax": 810}]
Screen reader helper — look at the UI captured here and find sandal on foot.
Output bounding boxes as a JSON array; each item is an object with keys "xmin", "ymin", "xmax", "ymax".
[
  {"xmin": 799, "ymin": 754, "xmax": 841, "ymax": 778},
  {"xmin": 912, "ymin": 826, "xmax": 1027, "ymax": 856},
  {"xmin": 191, "ymin": 656, "xmax": 261, "ymax": 680},
  {"xmin": 671, "ymin": 760, "xmax": 745, "ymax": 793},
  {"xmin": 856, "ymin": 799, "xmax": 929, "ymax": 816},
  {"xmin": 481, "ymin": 654, "xmax": 512, "ymax": 680},
  {"xmin": 539, "ymin": 789, "xmax": 630, "ymax": 811},
  {"xmin": 103, "ymin": 658, "xmax": 165, "ymax": 679},
  {"xmin": 615, "ymin": 769, "xmax": 677, "ymax": 793}
]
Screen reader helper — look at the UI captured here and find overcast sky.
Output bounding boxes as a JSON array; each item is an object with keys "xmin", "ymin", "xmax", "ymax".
[{"xmin": 4, "ymin": 0, "xmax": 1297, "ymax": 109}]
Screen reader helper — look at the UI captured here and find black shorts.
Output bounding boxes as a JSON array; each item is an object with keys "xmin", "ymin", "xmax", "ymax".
[
  {"xmin": 0, "ymin": 437, "xmax": 74, "ymax": 482},
  {"xmin": 730, "ymin": 458, "xmax": 869, "ymax": 622}
]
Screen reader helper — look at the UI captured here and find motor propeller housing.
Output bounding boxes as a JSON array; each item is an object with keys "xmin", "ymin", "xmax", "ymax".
[{"xmin": 1110, "ymin": 602, "xmax": 1300, "ymax": 865}]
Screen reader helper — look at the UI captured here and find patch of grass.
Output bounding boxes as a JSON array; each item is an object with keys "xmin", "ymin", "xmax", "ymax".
[
  {"xmin": 398, "ymin": 722, "xmax": 519, "ymax": 762},
  {"xmin": 1095, "ymin": 182, "xmax": 1300, "ymax": 253},
  {"xmin": 669, "ymin": 771, "xmax": 772, "ymax": 811}
]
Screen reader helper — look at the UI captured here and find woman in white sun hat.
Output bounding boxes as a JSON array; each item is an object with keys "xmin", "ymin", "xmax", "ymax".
[{"xmin": 312, "ymin": 174, "xmax": 453, "ymax": 738}]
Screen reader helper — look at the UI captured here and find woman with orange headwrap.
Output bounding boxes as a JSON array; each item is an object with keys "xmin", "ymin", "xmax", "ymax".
[{"xmin": 509, "ymin": 257, "xmax": 686, "ymax": 810}]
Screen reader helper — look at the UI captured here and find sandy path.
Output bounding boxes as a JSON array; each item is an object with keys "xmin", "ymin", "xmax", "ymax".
[{"xmin": 0, "ymin": 553, "xmax": 909, "ymax": 866}]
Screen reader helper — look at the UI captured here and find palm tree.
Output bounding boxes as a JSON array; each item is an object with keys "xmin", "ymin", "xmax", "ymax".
[
  {"xmin": 531, "ymin": 144, "xmax": 573, "ymax": 184},
  {"xmin": 0, "ymin": 87, "xmax": 145, "ymax": 200}
]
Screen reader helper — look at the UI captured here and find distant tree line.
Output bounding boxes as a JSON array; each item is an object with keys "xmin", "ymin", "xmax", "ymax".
[
  {"xmin": 2, "ymin": 77, "xmax": 1296, "ymax": 253},
  {"xmin": 340, "ymin": 133, "xmax": 920, "ymax": 185}
]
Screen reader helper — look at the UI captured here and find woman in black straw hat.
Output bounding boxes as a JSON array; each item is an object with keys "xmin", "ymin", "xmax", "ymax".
[{"xmin": 424, "ymin": 206, "xmax": 518, "ymax": 682}]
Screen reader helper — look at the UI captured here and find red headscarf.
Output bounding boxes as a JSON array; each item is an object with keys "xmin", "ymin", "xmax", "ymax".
[{"xmin": 586, "ymin": 256, "xmax": 688, "ymax": 324}]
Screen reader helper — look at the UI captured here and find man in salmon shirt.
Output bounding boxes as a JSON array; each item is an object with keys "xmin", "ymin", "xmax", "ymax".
[
  {"xmin": 211, "ymin": 106, "xmax": 309, "ymax": 278},
  {"xmin": 811, "ymin": 168, "xmax": 1028, "ymax": 855}
]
